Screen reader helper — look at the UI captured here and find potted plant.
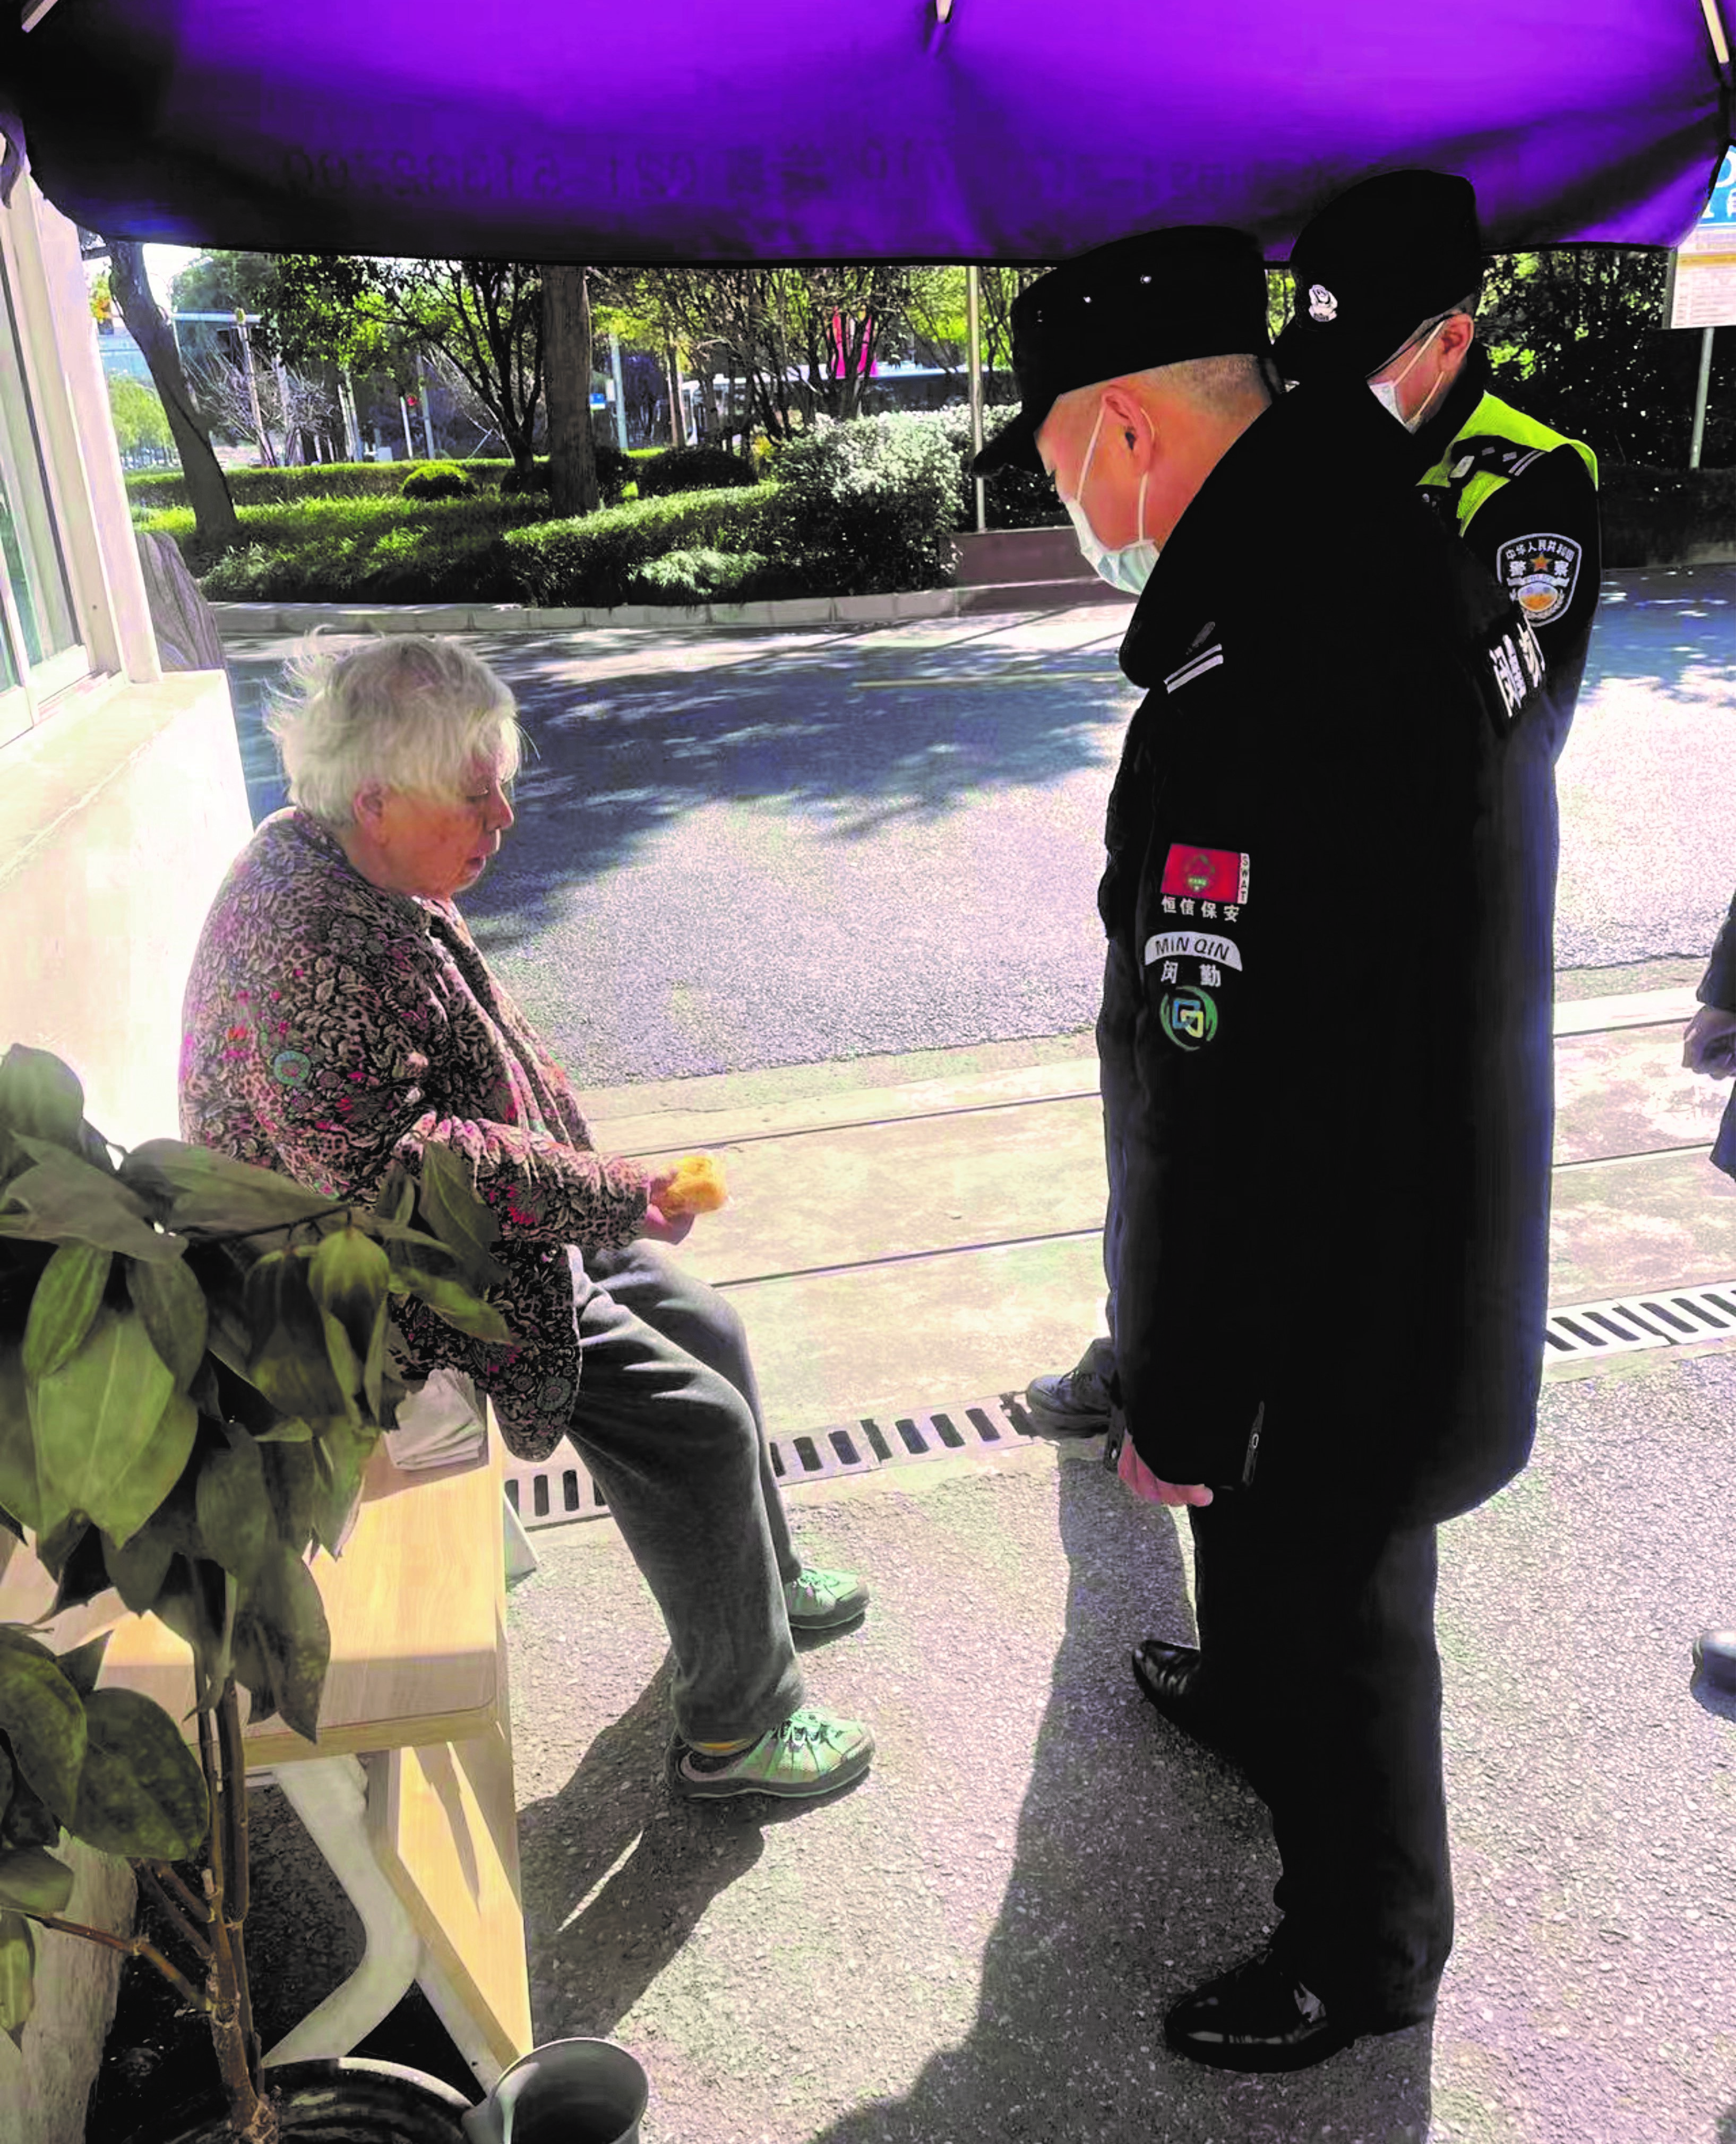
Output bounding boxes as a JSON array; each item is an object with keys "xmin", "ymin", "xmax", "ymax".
[{"xmin": 0, "ymin": 1043, "xmax": 515, "ymax": 2143}]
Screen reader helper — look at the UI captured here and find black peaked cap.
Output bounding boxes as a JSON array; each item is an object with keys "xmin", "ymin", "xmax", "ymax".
[
  {"xmin": 972, "ymin": 226, "xmax": 1270, "ymax": 477},
  {"xmin": 1272, "ymin": 169, "xmax": 1485, "ymax": 384}
]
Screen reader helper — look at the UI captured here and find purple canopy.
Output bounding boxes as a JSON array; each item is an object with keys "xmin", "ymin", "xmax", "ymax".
[{"xmin": 2, "ymin": 1, "xmax": 1730, "ymax": 259}]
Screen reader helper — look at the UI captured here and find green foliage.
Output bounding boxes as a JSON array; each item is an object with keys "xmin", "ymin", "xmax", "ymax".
[
  {"xmin": 0, "ymin": 1041, "xmax": 517, "ymax": 2051},
  {"xmin": 1597, "ymin": 462, "xmax": 1736, "ymax": 567},
  {"xmin": 625, "ymin": 549, "xmax": 774, "ymax": 605},
  {"xmin": 128, "ymin": 459, "xmax": 496, "ymax": 512},
  {"xmin": 498, "ymin": 447, "xmax": 633, "ymax": 505},
  {"xmin": 399, "ymin": 460, "xmax": 476, "ymax": 501},
  {"xmin": 922, "ymin": 406, "xmax": 1066, "ymax": 530},
  {"xmin": 107, "ymin": 376, "xmax": 174, "ymax": 460},
  {"xmin": 633, "ymin": 445, "xmax": 761, "ymax": 499},
  {"xmin": 766, "ymin": 413, "xmax": 962, "ymax": 594},
  {"xmin": 501, "ymin": 488, "xmax": 781, "ymax": 607},
  {"xmin": 1479, "ymin": 249, "xmax": 1716, "ymax": 468}
]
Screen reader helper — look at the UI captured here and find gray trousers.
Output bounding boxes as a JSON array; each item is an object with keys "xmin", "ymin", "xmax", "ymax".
[{"xmin": 565, "ymin": 1240, "xmax": 806, "ymax": 1745}]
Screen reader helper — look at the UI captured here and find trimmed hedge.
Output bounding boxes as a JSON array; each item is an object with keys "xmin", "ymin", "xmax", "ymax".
[
  {"xmin": 146, "ymin": 492, "xmax": 552, "ymax": 602},
  {"xmin": 633, "ymin": 445, "xmax": 761, "ymax": 499},
  {"xmin": 625, "ymin": 549, "xmax": 773, "ymax": 604},
  {"xmin": 400, "ymin": 461, "xmax": 476, "ymax": 501},
  {"xmin": 498, "ymin": 448, "xmax": 633, "ymax": 505},
  {"xmin": 1598, "ymin": 462, "xmax": 1736, "ymax": 568},
  {"xmin": 125, "ymin": 451, "xmax": 634, "ymax": 514},
  {"xmin": 501, "ymin": 490, "xmax": 786, "ymax": 608}
]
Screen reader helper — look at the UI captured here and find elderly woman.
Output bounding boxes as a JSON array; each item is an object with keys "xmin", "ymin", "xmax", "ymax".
[{"xmin": 180, "ymin": 634, "xmax": 872, "ymax": 1802}]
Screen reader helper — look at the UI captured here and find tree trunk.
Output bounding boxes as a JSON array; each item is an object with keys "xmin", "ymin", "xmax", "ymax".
[
  {"xmin": 541, "ymin": 264, "xmax": 599, "ymax": 517},
  {"xmin": 107, "ymin": 241, "xmax": 241, "ymax": 551}
]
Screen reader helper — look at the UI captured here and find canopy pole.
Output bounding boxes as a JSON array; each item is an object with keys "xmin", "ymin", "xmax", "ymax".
[
  {"xmin": 966, "ymin": 263, "xmax": 985, "ymax": 533},
  {"xmin": 1691, "ymin": 324, "xmax": 1715, "ymax": 468}
]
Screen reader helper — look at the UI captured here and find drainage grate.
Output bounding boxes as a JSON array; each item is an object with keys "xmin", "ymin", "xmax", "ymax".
[
  {"xmin": 501, "ymin": 1392, "xmax": 1043, "ymax": 1531},
  {"xmin": 1542, "ymin": 1280, "xmax": 1736, "ymax": 1369}
]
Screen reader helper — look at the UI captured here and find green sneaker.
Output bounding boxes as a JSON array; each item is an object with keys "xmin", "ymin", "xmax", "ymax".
[
  {"xmin": 783, "ymin": 1566, "xmax": 870, "ymax": 1630},
  {"xmin": 670, "ymin": 1706, "xmax": 875, "ymax": 1800}
]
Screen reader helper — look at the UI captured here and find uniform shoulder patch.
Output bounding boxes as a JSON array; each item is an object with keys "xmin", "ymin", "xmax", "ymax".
[{"xmin": 1496, "ymin": 532, "xmax": 1583, "ymax": 628}]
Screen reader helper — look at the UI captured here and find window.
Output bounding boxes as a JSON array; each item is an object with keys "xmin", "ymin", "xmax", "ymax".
[{"xmin": 0, "ymin": 220, "xmax": 89, "ymax": 742}]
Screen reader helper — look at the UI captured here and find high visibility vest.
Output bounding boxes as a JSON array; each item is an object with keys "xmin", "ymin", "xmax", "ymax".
[{"xmin": 1417, "ymin": 392, "xmax": 1599, "ymax": 535}]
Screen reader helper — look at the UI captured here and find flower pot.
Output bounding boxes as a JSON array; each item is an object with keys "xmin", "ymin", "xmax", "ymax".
[
  {"xmin": 122, "ymin": 2055, "xmax": 475, "ymax": 2144},
  {"xmin": 460, "ymin": 2038, "xmax": 649, "ymax": 2144}
]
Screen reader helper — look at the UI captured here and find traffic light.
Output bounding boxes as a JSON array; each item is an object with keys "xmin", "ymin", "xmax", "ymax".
[{"xmin": 405, "ymin": 392, "xmax": 418, "ymax": 412}]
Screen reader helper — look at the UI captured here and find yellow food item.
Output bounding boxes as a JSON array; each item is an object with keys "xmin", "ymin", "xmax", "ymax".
[{"xmin": 660, "ymin": 1152, "xmax": 728, "ymax": 1215}]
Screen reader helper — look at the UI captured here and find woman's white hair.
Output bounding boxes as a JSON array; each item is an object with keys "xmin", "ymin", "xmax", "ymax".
[{"xmin": 268, "ymin": 633, "xmax": 524, "ymax": 828}]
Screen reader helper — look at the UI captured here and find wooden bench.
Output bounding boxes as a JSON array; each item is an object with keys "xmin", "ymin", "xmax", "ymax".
[{"xmin": 2, "ymin": 1432, "xmax": 532, "ymax": 2089}]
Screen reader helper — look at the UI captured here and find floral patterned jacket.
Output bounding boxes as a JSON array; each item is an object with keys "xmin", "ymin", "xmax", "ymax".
[{"xmin": 179, "ymin": 809, "xmax": 649, "ymax": 1459}]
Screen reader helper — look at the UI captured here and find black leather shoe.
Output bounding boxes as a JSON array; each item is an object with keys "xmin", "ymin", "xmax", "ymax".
[
  {"xmin": 1164, "ymin": 1946, "xmax": 1356, "ymax": 2073},
  {"xmin": 1694, "ymin": 1628, "xmax": 1736, "ymax": 1691},
  {"xmin": 1130, "ymin": 1639, "xmax": 1235, "ymax": 1759}
]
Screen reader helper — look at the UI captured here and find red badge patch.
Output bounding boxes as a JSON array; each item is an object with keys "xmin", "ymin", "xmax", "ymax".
[{"xmin": 1159, "ymin": 845, "xmax": 1250, "ymax": 905}]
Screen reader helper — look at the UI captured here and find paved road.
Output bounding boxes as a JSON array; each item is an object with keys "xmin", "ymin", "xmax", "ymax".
[{"xmin": 222, "ymin": 562, "xmax": 1736, "ymax": 1089}]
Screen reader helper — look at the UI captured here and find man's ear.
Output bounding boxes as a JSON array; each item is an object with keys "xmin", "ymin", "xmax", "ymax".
[
  {"xmin": 1099, "ymin": 382, "xmax": 1155, "ymax": 463},
  {"xmin": 351, "ymin": 781, "xmax": 388, "ymax": 830},
  {"xmin": 1440, "ymin": 312, "xmax": 1478, "ymax": 367}
]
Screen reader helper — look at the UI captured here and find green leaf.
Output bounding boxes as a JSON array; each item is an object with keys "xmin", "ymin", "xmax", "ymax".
[
  {"xmin": 0, "ymin": 1760, "xmax": 58, "ymax": 1850},
  {"xmin": 254, "ymin": 1417, "xmax": 314, "ymax": 1444},
  {"xmin": 244, "ymin": 1253, "xmax": 355, "ymax": 1422},
  {"xmin": 124, "ymin": 1254, "xmax": 208, "ymax": 1392},
  {"xmin": 33, "ymin": 1513, "xmax": 88, "ymax": 1583},
  {"xmin": 49, "ymin": 1521, "xmax": 114, "ymax": 1615},
  {"xmin": 56, "ymin": 1636, "xmax": 111, "ymax": 1700},
  {"xmin": 261, "ymin": 1438, "xmax": 317, "ymax": 1557},
  {"xmin": 416, "ymin": 1145, "xmax": 507, "ymax": 1291},
  {"xmin": 0, "ymin": 1742, "xmax": 11, "ymax": 1831},
  {"xmin": 0, "ymin": 1344, "xmax": 55, "ymax": 1538},
  {"xmin": 310, "ymin": 1420, "xmax": 375, "ymax": 1559},
  {"xmin": 0, "ymin": 1846, "xmax": 74, "ymax": 1916},
  {"xmin": 119, "ymin": 1141, "xmax": 345, "ymax": 1237},
  {"xmin": 21, "ymin": 1244, "xmax": 113, "ymax": 1382},
  {"xmin": 0, "ymin": 1630, "xmax": 85, "ymax": 1823},
  {"xmin": 32, "ymin": 1311, "xmax": 194, "ymax": 1548},
  {"xmin": 235, "ymin": 1545, "xmax": 330, "ymax": 1744},
  {"xmin": 389, "ymin": 1265, "xmax": 512, "ymax": 1343},
  {"xmin": 373, "ymin": 1160, "xmax": 417, "ymax": 1229},
  {"xmin": 2, "ymin": 1145, "xmax": 182, "ymax": 1263},
  {"xmin": 0, "ymin": 1910, "xmax": 35, "ymax": 2036},
  {"xmin": 0, "ymin": 1047, "xmax": 85, "ymax": 1156},
  {"xmin": 149, "ymin": 1557, "xmax": 227, "ymax": 1702},
  {"xmin": 308, "ymin": 1227, "xmax": 390, "ymax": 1403},
  {"xmin": 72, "ymin": 1690, "xmax": 208, "ymax": 1860},
  {"xmin": 102, "ymin": 1518, "xmax": 177, "ymax": 1616},
  {"xmin": 195, "ymin": 1426, "xmax": 272, "ymax": 1584}
]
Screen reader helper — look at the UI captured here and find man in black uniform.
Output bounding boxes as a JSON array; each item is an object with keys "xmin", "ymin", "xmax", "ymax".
[
  {"xmin": 974, "ymin": 227, "xmax": 1553, "ymax": 2069},
  {"xmin": 1127, "ymin": 168, "xmax": 1602, "ymax": 1718}
]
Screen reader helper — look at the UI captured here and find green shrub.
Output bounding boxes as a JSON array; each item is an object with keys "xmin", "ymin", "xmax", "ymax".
[
  {"xmin": 925, "ymin": 405, "xmax": 1068, "ymax": 530},
  {"xmin": 497, "ymin": 448, "xmax": 633, "ymax": 505},
  {"xmin": 502, "ymin": 489, "xmax": 781, "ymax": 607},
  {"xmin": 125, "ymin": 460, "xmax": 422, "ymax": 513},
  {"xmin": 764, "ymin": 414, "xmax": 961, "ymax": 593},
  {"xmin": 633, "ymin": 445, "xmax": 760, "ymax": 499},
  {"xmin": 624, "ymin": 549, "xmax": 772, "ymax": 604},
  {"xmin": 1597, "ymin": 461, "xmax": 1736, "ymax": 568},
  {"xmin": 161, "ymin": 492, "xmax": 549, "ymax": 602},
  {"xmin": 400, "ymin": 461, "xmax": 476, "ymax": 501}
]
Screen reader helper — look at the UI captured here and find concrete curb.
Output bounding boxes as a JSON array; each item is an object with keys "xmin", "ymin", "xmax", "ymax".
[{"xmin": 209, "ymin": 582, "xmax": 1132, "ymax": 639}]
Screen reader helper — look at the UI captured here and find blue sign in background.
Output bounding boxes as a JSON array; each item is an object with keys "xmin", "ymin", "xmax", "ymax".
[{"xmin": 1700, "ymin": 148, "xmax": 1736, "ymax": 225}]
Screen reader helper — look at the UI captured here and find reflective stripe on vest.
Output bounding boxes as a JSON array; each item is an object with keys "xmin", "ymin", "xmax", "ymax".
[{"xmin": 1417, "ymin": 392, "xmax": 1599, "ymax": 537}]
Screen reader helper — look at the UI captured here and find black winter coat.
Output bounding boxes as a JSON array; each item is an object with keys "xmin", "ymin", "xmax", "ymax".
[{"xmin": 1099, "ymin": 375, "xmax": 1555, "ymax": 1526}]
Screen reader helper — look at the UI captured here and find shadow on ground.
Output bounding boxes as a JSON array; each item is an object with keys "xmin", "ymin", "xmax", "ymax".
[
  {"xmin": 221, "ymin": 621, "xmax": 1132, "ymax": 939},
  {"xmin": 512, "ymin": 1448, "xmax": 1434, "ymax": 2143}
]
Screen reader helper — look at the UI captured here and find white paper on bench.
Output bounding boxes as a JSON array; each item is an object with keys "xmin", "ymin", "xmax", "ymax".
[{"xmin": 386, "ymin": 1367, "xmax": 487, "ymax": 1470}]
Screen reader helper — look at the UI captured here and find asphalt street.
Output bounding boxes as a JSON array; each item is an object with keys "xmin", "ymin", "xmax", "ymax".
[{"xmin": 221, "ymin": 561, "xmax": 1736, "ymax": 1091}]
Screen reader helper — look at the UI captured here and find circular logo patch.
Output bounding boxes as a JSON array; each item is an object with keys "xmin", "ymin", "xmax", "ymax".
[{"xmin": 1159, "ymin": 987, "xmax": 1219, "ymax": 1052}]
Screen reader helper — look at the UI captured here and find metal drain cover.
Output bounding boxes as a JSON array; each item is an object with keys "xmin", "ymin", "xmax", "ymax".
[
  {"xmin": 503, "ymin": 1392, "xmax": 1044, "ymax": 1531},
  {"xmin": 1542, "ymin": 1279, "xmax": 1736, "ymax": 1370}
]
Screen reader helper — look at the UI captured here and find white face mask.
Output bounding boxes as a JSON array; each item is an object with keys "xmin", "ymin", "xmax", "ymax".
[
  {"xmin": 1061, "ymin": 402, "xmax": 1159, "ymax": 594},
  {"xmin": 1368, "ymin": 320, "xmax": 1447, "ymax": 431}
]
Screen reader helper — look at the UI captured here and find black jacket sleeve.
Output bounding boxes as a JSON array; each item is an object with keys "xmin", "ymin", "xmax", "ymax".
[
  {"xmin": 1699, "ymin": 890, "xmax": 1736, "ymax": 1010},
  {"xmin": 1460, "ymin": 445, "xmax": 1601, "ymax": 760}
]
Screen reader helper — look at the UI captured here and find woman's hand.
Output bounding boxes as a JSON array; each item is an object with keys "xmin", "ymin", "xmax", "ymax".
[{"xmin": 639, "ymin": 1165, "xmax": 696, "ymax": 1244}]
